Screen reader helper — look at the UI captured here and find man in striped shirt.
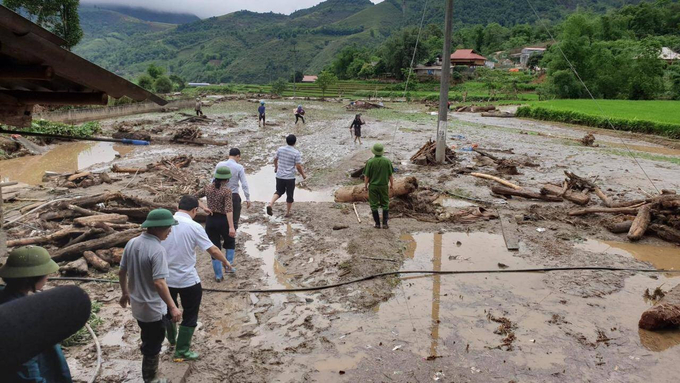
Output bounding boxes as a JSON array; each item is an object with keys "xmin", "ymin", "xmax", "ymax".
[
  {"xmin": 214, "ymin": 148, "xmax": 251, "ymax": 269},
  {"xmin": 267, "ymin": 134, "xmax": 307, "ymax": 217}
]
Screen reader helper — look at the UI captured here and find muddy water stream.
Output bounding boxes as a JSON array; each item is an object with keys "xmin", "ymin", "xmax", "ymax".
[{"xmin": 0, "ymin": 142, "xmax": 132, "ymax": 185}]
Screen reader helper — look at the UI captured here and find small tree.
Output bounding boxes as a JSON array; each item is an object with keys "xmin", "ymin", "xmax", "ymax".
[
  {"xmin": 147, "ymin": 64, "xmax": 165, "ymax": 79},
  {"xmin": 669, "ymin": 65, "xmax": 680, "ymax": 100},
  {"xmin": 137, "ymin": 75, "xmax": 154, "ymax": 91},
  {"xmin": 154, "ymin": 76, "xmax": 173, "ymax": 94},
  {"xmin": 271, "ymin": 79, "xmax": 288, "ymax": 96},
  {"xmin": 316, "ymin": 71, "xmax": 338, "ymax": 98},
  {"xmin": 169, "ymin": 75, "xmax": 186, "ymax": 91}
]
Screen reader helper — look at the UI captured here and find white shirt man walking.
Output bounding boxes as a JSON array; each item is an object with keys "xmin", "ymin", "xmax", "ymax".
[
  {"xmin": 161, "ymin": 196, "xmax": 232, "ymax": 362},
  {"xmin": 213, "ymin": 148, "xmax": 250, "ymax": 268}
]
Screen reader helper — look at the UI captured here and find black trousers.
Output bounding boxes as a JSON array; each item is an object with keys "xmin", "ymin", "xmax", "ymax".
[
  {"xmin": 196, "ymin": 110, "xmax": 203, "ymax": 116},
  {"xmin": 137, "ymin": 319, "xmax": 166, "ymax": 357},
  {"xmin": 275, "ymin": 178, "xmax": 296, "ymax": 203},
  {"xmin": 166, "ymin": 283, "xmax": 202, "ymax": 328},
  {"xmin": 224, "ymin": 194, "xmax": 241, "ymax": 250},
  {"xmin": 206, "ymin": 213, "xmax": 229, "ymax": 250},
  {"xmin": 295, "ymin": 114, "xmax": 305, "ymax": 124}
]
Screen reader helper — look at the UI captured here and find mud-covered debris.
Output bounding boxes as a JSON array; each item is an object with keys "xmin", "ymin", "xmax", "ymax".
[
  {"xmin": 580, "ymin": 133, "xmax": 597, "ymax": 147},
  {"xmin": 332, "ymin": 225, "xmax": 349, "ymax": 230},
  {"xmin": 640, "ymin": 283, "xmax": 680, "ymax": 330},
  {"xmin": 497, "ymin": 263, "xmax": 509, "ymax": 269},
  {"xmin": 644, "ymin": 286, "xmax": 666, "ymax": 302},
  {"xmin": 173, "ymin": 126, "xmax": 202, "ymax": 141},
  {"xmin": 410, "ymin": 139, "xmax": 456, "ymax": 165},
  {"xmin": 346, "ymin": 100, "xmax": 385, "ymax": 110},
  {"xmin": 487, "ymin": 311, "xmax": 517, "ymax": 351}
]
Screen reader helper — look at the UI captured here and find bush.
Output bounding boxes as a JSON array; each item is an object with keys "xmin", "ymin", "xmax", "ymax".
[
  {"xmin": 516, "ymin": 106, "xmax": 680, "ymax": 139},
  {"xmin": 271, "ymin": 79, "xmax": 288, "ymax": 96},
  {"xmin": 154, "ymin": 76, "xmax": 173, "ymax": 93},
  {"xmin": 137, "ymin": 75, "xmax": 154, "ymax": 91}
]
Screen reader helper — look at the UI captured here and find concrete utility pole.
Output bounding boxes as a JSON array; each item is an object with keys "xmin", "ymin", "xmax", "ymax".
[{"xmin": 435, "ymin": 0, "xmax": 454, "ymax": 163}]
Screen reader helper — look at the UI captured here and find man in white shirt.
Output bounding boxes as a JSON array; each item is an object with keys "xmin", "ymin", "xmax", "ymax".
[
  {"xmin": 161, "ymin": 196, "xmax": 232, "ymax": 362},
  {"xmin": 214, "ymin": 148, "xmax": 251, "ymax": 269}
]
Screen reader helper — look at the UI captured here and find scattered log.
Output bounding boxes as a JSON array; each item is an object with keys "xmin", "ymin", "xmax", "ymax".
[
  {"xmin": 661, "ymin": 189, "xmax": 677, "ymax": 195},
  {"xmin": 95, "ymin": 249, "xmax": 114, "ymax": 264},
  {"xmin": 6, "ymin": 227, "xmax": 86, "ymax": 247},
  {"xmin": 97, "ymin": 207, "xmax": 151, "ymax": 220},
  {"xmin": 628, "ymin": 204, "xmax": 652, "ymax": 241},
  {"xmin": 606, "ymin": 220, "xmax": 634, "ymax": 234},
  {"xmin": 471, "ymin": 173, "xmax": 521, "ymax": 190},
  {"xmin": 569, "ymin": 206, "xmax": 641, "ymax": 216},
  {"xmin": 491, "ymin": 186, "xmax": 563, "ymax": 202},
  {"xmin": 639, "ymin": 284, "xmax": 680, "ymax": 330},
  {"xmin": 61, "ymin": 192, "xmax": 120, "ymax": 208},
  {"xmin": 650, "ymin": 224, "xmax": 680, "ymax": 243},
  {"xmin": 83, "ymin": 251, "xmax": 110, "ymax": 272},
  {"xmin": 334, "ymin": 177, "xmax": 418, "ymax": 203},
  {"xmin": 110, "ymin": 248, "xmax": 124, "ymax": 264},
  {"xmin": 52, "ymin": 228, "xmax": 142, "ymax": 262},
  {"xmin": 111, "ymin": 165, "xmax": 147, "ymax": 174},
  {"xmin": 99, "ymin": 172, "xmax": 113, "ymax": 184},
  {"xmin": 73, "ymin": 214, "xmax": 128, "ymax": 227},
  {"xmin": 541, "ymin": 184, "xmax": 590, "ymax": 206},
  {"xmin": 60, "ymin": 258, "xmax": 88, "ymax": 276},
  {"xmin": 65, "ymin": 204, "xmax": 99, "ymax": 217},
  {"xmin": 39, "ymin": 210, "xmax": 78, "ymax": 221},
  {"xmin": 472, "ymin": 148, "xmax": 500, "ymax": 162},
  {"xmin": 65, "ymin": 229, "xmax": 106, "ymax": 247},
  {"xmin": 67, "ymin": 172, "xmax": 91, "ymax": 182}
]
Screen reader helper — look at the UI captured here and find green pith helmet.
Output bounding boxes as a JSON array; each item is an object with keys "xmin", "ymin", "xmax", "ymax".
[
  {"xmin": 0, "ymin": 246, "xmax": 59, "ymax": 279},
  {"xmin": 214, "ymin": 166, "xmax": 232, "ymax": 180},
  {"xmin": 141, "ymin": 208, "xmax": 179, "ymax": 228},
  {"xmin": 372, "ymin": 143, "xmax": 385, "ymax": 156}
]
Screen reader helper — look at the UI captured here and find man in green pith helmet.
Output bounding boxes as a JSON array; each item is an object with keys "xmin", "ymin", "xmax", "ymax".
[
  {"xmin": 0, "ymin": 245, "xmax": 73, "ymax": 382},
  {"xmin": 119, "ymin": 209, "xmax": 183, "ymax": 383},
  {"xmin": 363, "ymin": 143, "xmax": 394, "ymax": 229}
]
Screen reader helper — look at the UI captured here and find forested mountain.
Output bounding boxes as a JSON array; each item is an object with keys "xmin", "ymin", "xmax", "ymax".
[
  {"xmin": 84, "ymin": 4, "xmax": 199, "ymax": 24},
  {"xmin": 73, "ymin": 0, "xmax": 650, "ymax": 84}
]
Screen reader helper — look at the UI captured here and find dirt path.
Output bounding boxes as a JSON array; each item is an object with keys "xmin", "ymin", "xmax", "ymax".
[{"xmin": 5, "ymin": 99, "xmax": 680, "ymax": 382}]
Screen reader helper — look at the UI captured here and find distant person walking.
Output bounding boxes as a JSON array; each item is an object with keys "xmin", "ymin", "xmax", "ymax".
[
  {"xmin": 119, "ymin": 209, "xmax": 182, "ymax": 383},
  {"xmin": 364, "ymin": 143, "xmax": 394, "ymax": 229},
  {"xmin": 267, "ymin": 134, "xmax": 307, "ymax": 217},
  {"xmin": 350, "ymin": 114, "xmax": 365, "ymax": 145},
  {"xmin": 195, "ymin": 98, "xmax": 203, "ymax": 116},
  {"xmin": 214, "ymin": 148, "xmax": 251, "ymax": 268},
  {"xmin": 196, "ymin": 167, "xmax": 236, "ymax": 282},
  {"xmin": 294, "ymin": 105, "xmax": 305, "ymax": 124},
  {"xmin": 258, "ymin": 101, "xmax": 266, "ymax": 127}
]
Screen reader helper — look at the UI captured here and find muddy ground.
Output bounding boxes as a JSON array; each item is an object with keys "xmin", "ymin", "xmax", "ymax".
[{"xmin": 2, "ymin": 99, "xmax": 680, "ymax": 382}]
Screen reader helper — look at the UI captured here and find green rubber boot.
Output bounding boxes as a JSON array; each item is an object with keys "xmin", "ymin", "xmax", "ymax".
[
  {"xmin": 165, "ymin": 321, "xmax": 177, "ymax": 346},
  {"xmin": 173, "ymin": 326, "xmax": 200, "ymax": 362}
]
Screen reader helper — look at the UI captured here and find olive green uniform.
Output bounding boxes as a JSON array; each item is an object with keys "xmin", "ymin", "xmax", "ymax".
[{"xmin": 363, "ymin": 155, "xmax": 393, "ymax": 211}]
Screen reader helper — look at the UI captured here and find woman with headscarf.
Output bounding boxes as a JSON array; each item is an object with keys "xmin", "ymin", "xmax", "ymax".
[
  {"xmin": 0, "ymin": 246, "xmax": 73, "ymax": 382},
  {"xmin": 349, "ymin": 113, "xmax": 365, "ymax": 145},
  {"xmin": 196, "ymin": 167, "xmax": 236, "ymax": 282},
  {"xmin": 294, "ymin": 105, "xmax": 305, "ymax": 124}
]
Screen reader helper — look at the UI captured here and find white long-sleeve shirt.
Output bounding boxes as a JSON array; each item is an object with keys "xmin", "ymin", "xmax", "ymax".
[{"xmin": 214, "ymin": 159, "xmax": 250, "ymax": 201}]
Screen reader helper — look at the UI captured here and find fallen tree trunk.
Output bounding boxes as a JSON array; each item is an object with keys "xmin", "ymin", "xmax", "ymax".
[
  {"xmin": 39, "ymin": 210, "xmax": 78, "ymax": 221},
  {"xmin": 59, "ymin": 258, "xmax": 88, "ymax": 276},
  {"xmin": 650, "ymin": 224, "xmax": 680, "ymax": 243},
  {"xmin": 491, "ymin": 186, "xmax": 563, "ymax": 202},
  {"xmin": 60, "ymin": 192, "xmax": 121, "ymax": 208},
  {"xmin": 52, "ymin": 228, "xmax": 142, "ymax": 263},
  {"xmin": 67, "ymin": 172, "xmax": 91, "ymax": 182},
  {"xmin": 65, "ymin": 204, "xmax": 99, "ymax": 217},
  {"xmin": 74, "ymin": 214, "xmax": 128, "ymax": 227},
  {"xmin": 111, "ymin": 165, "xmax": 147, "ymax": 174},
  {"xmin": 98, "ymin": 207, "xmax": 151, "ymax": 219},
  {"xmin": 334, "ymin": 177, "xmax": 418, "ymax": 203},
  {"xmin": 83, "ymin": 251, "xmax": 110, "ymax": 272},
  {"xmin": 640, "ymin": 284, "xmax": 680, "ymax": 330},
  {"xmin": 541, "ymin": 184, "xmax": 590, "ymax": 206},
  {"xmin": 569, "ymin": 206, "xmax": 642, "ymax": 216},
  {"xmin": 606, "ymin": 220, "xmax": 634, "ymax": 234},
  {"xmin": 627, "ymin": 204, "xmax": 652, "ymax": 241},
  {"xmin": 471, "ymin": 173, "xmax": 521, "ymax": 190},
  {"xmin": 6, "ymin": 227, "xmax": 86, "ymax": 247}
]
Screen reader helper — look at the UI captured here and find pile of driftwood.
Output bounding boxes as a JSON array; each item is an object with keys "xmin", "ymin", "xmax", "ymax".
[
  {"xmin": 111, "ymin": 154, "xmax": 193, "ymax": 175},
  {"xmin": 346, "ymin": 100, "xmax": 385, "ymax": 110},
  {"xmin": 411, "ymin": 139, "xmax": 456, "ymax": 165},
  {"xmin": 454, "ymin": 105, "xmax": 496, "ymax": 113},
  {"xmin": 5, "ymin": 192, "xmax": 193, "ymax": 276},
  {"xmin": 49, "ymin": 171, "xmax": 114, "ymax": 189}
]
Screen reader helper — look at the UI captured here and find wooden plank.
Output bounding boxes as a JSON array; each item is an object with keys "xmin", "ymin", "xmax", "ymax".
[{"xmin": 499, "ymin": 211, "xmax": 520, "ymax": 251}]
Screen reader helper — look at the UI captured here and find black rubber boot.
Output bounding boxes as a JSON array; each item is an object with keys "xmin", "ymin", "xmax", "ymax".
[
  {"xmin": 382, "ymin": 210, "xmax": 389, "ymax": 229},
  {"xmin": 142, "ymin": 355, "xmax": 167, "ymax": 383},
  {"xmin": 372, "ymin": 211, "xmax": 381, "ymax": 228}
]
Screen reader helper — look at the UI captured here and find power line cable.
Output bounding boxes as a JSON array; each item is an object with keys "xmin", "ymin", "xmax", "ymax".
[{"xmin": 523, "ymin": 0, "xmax": 660, "ymax": 194}]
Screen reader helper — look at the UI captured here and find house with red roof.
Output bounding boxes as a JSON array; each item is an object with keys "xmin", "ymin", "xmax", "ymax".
[
  {"xmin": 301, "ymin": 75, "xmax": 318, "ymax": 83},
  {"xmin": 450, "ymin": 49, "xmax": 487, "ymax": 67}
]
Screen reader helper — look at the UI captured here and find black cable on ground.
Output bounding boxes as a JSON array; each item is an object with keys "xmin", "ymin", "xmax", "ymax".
[{"xmin": 50, "ymin": 266, "xmax": 680, "ymax": 294}]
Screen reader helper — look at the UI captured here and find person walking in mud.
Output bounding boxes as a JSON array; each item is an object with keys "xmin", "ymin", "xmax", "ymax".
[
  {"xmin": 119, "ymin": 209, "xmax": 183, "ymax": 383},
  {"xmin": 258, "ymin": 101, "xmax": 266, "ymax": 127},
  {"xmin": 195, "ymin": 98, "xmax": 203, "ymax": 116},
  {"xmin": 267, "ymin": 134, "xmax": 307, "ymax": 217},
  {"xmin": 214, "ymin": 148, "xmax": 251, "ymax": 270},
  {"xmin": 196, "ymin": 167, "xmax": 236, "ymax": 283},
  {"xmin": 294, "ymin": 105, "xmax": 305, "ymax": 125},
  {"xmin": 162, "ymin": 196, "xmax": 232, "ymax": 363},
  {"xmin": 350, "ymin": 113, "xmax": 365, "ymax": 145},
  {"xmin": 364, "ymin": 143, "xmax": 394, "ymax": 229}
]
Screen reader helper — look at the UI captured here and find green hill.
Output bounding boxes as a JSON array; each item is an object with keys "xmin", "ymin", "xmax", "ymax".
[{"xmin": 73, "ymin": 0, "xmax": 645, "ymax": 84}]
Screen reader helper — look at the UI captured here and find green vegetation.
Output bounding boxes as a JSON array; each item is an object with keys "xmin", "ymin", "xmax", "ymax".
[
  {"xmin": 517, "ymin": 100, "xmax": 680, "ymax": 138},
  {"xmin": 315, "ymin": 71, "xmax": 338, "ymax": 98},
  {"xmin": 25, "ymin": 120, "xmax": 101, "ymax": 137},
  {"xmin": 5, "ymin": 0, "xmax": 83, "ymax": 48},
  {"xmin": 137, "ymin": 64, "xmax": 181, "ymax": 94},
  {"xmin": 62, "ymin": 301, "xmax": 103, "ymax": 347}
]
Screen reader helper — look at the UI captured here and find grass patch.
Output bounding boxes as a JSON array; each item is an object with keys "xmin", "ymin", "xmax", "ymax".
[
  {"xmin": 62, "ymin": 301, "xmax": 103, "ymax": 347},
  {"xmin": 603, "ymin": 149, "xmax": 680, "ymax": 165}
]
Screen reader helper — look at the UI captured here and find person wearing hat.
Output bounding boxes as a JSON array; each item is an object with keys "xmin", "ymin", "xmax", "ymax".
[
  {"xmin": 161, "ymin": 195, "xmax": 232, "ymax": 363},
  {"xmin": 258, "ymin": 101, "xmax": 266, "ymax": 127},
  {"xmin": 350, "ymin": 113, "xmax": 365, "ymax": 145},
  {"xmin": 294, "ymin": 104, "xmax": 305, "ymax": 124},
  {"xmin": 195, "ymin": 97, "xmax": 203, "ymax": 116},
  {"xmin": 0, "ymin": 246, "xmax": 73, "ymax": 382},
  {"xmin": 363, "ymin": 143, "xmax": 394, "ymax": 229},
  {"xmin": 119, "ymin": 209, "xmax": 183, "ymax": 383},
  {"xmin": 196, "ymin": 166, "xmax": 236, "ymax": 282},
  {"xmin": 267, "ymin": 134, "xmax": 307, "ymax": 217}
]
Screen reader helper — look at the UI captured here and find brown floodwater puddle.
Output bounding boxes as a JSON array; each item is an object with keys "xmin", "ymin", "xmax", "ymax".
[
  {"xmin": 576, "ymin": 239, "xmax": 680, "ymax": 276},
  {"xmin": 246, "ymin": 165, "xmax": 334, "ymax": 202},
  {"xmin": 0, "ymin": 142, "xmax": 133, "ymax": 185}
]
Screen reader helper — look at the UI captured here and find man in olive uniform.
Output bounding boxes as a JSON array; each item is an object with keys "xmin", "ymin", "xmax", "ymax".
[{"xmin": 363, "ymin": 143, "xmax": 394, "ymax": 229}]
